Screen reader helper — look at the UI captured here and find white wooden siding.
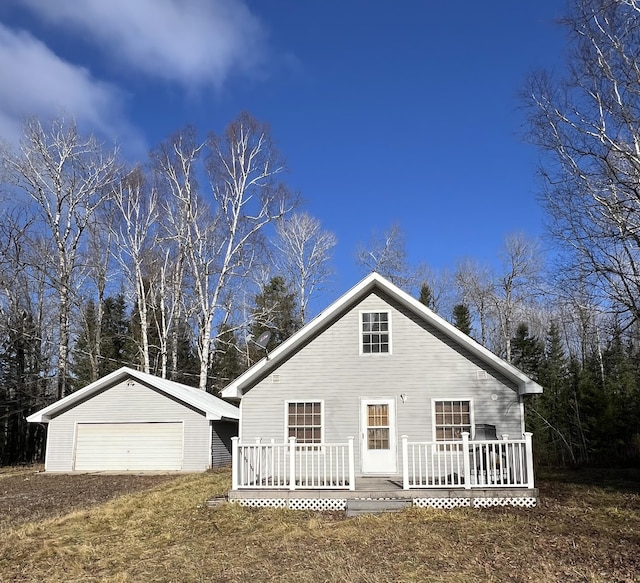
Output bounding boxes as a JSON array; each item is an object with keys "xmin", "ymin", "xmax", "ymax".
[
  {"xmin": 45, "ymin": 380, "xmax": 211, "ymax": 472},
  {"xmin": 240, "ymin": 290, "xmax": 524, "ymax": 475}
]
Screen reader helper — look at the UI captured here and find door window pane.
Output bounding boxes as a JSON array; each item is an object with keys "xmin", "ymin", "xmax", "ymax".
[{"xmin": 367, "ymin": 404, "xmax": 390, "ymax": 449}]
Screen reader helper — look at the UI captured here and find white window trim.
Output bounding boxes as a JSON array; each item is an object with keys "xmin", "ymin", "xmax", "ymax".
[
  {"xmin": 431, "ymin": 398, "xmax": 475, "ymax": 441},
  {"xmin": 359, "ymin": 310, "xmax": 392, "ymax": 355},
  {"xmin": 284, "ymin": 400, "xmax": 324, "ymax": 444}
]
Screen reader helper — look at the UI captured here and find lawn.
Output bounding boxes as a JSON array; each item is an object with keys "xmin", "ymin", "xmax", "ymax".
[{"xmin": 0, "ymin": 466, "xmax": 638, "ymax": 582}]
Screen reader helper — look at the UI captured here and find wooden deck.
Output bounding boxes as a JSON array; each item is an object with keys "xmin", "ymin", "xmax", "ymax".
[{"xmin": 223, "ymin": 476, "xmax": 538, "ymax": 514}]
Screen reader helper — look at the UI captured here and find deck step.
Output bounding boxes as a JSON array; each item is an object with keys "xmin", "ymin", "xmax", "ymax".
[{"xmin": 346, "ymin": 498, "xmax": 412, "ymax": 517}]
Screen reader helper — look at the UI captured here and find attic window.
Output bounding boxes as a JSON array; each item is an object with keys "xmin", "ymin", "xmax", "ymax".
[{"xmin": 361, "ymin": 311, "xmax": 390, "ymax": 354}]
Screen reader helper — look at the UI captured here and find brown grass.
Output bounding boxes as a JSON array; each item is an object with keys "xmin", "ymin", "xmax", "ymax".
[
  {"xmin": 0, "ymin": 467, "xmax": 638, "ymax": 582},
  {"xmin": 0, "ymin": 465, "xmax": 176, "ymax": 530}
]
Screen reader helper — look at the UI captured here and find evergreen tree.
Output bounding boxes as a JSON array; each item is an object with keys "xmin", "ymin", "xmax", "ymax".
[
  {"xmin": 71, "ymin": 299, "xmax": 99, "ymax": 388},
  {"xmin": 249, "ymin": 276, "xmax": 301, "ymax": 364},
  {"xmin": 452, "ymin": 303, "xmax": 472, "ymax": 336},
  {"xmin": 71, "ymin": 294, "xmax": 135, "ymax": 389},
  {"xmin": 510, "ymin": 323, "xmax": 543, "ymax": 379},
  {"xmin": 101, "ymin": 294, "xmax": 136, "ymax": 374},
  {"xmin": 590, "ymin": 327, "xmax": 640, "ymax": 464},
  {"xmin": 210, "ymin": 323, "xmax": 245, "ymax": 394},
  {"xmin": 0, "ymin": 309, "xmax": 46, "ymax": 464},
  {"xmin": 529, "ymin": 322, "xmax": 581, "ymax": 466},
  {"xmin": 170, "ymin": 317, "xmax": 199, "ymax": 387},
  {"xmin": 418, "ymin": 282, "xmax": 434, "ymax": 310}
]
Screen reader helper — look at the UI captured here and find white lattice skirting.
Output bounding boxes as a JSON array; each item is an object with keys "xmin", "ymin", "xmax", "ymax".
[
  {"xmin": 413, "ymin": 498, "xmax": 471, "ymax": 509},
  {"xmin": 472, "ymin": 497, "xmax": 537, "ymax": 508},
  {"xmin": 230, "ymin": 496, "xmax": 536, "ymax": 511},
  {"xmin": 233, "ymin": 498, "xmax": 347, "ymax": 511},
  {"xmin": 413, "ymin": 497, "xmax": 537, "ymax": 509}
]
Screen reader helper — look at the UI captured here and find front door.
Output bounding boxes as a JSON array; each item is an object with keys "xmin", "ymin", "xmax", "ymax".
[{"xmin": 361, "ymin": 398, "xmax": 397, "ymax": 474}]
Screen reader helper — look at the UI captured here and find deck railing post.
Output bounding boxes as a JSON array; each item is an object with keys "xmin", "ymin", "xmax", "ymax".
[
  {"xmin": 501, "ymin": 434, "xmax": 510, "ymax": 486},
  {"xmin": 524, "ymin": 432, "xmax": 535, "ymax": 488},
  {"xmin": 401, "ymin": 435, "xmax": 409, "ymax": 490},
  {"xmin": 347, "ymin": 436, "xmax": 355, "ymax": 490},
  {"xmin": 461, "ymin": 432, "xmax": 471, "ymax": 489},
  {"xmin": 231, "ymin": 436, "xmax": 239, "ymax": 491},
  {"xmin": 289, "ymin": 436, "xmax": 296, "ymax": 491}
]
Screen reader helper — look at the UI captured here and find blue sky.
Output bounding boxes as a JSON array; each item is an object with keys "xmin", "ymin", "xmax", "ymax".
[{"xmin": 0, "ymin": 0, "xmax": 567, "ymax": 301}]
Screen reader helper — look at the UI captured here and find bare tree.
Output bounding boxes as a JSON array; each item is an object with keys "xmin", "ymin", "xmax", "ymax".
[
  {"xmin": 455, "ymin": 259, "xmax": 495, "ymax": 346},
  {"xmin": 523, "ymin": 0, "xmax": 640, "ymax": 328},
  {"xmin": 189, "ymin": 112, "xmax": 296, "ymax": 389},
  {"xmin": 152, "ymin": 126, "xmax": 202, "ymax": 380},
  {"xmin": 417, "ymin": 267, "xmax": 454, "ymax": 316},
  {"xmin": 155, "ymin": 115, "xmax": 296, "ymax": 389},
  {"xmin": 356, "ymin": 223, "xmax": 426, "ymax": 291},
  {"xmin": 112, "ymin": 167, "xmax": 159, "ymax": 374},
  {"xmin": 4, "ymin": 117, "xmax": 119, "ymax": 398},
  {"xmin": 493, "ymin": 233, "xmax": 542, "ymax": 362},
  {"xmin": 78, "ymin": 200, "xmax": 117, "ymax": 382},
  {"xmin": 273, "ymin": 212, "xmax": 336, "ymax": 322}
]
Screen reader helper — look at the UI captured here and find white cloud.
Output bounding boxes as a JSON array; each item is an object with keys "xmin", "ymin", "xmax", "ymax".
[
  {"xmin": 0, "ymin": 24, "xmax": 146, "ymax": 157},
  {"xmin": 17, "ymin": 0, "xmax": 267, "ymax": 89}
]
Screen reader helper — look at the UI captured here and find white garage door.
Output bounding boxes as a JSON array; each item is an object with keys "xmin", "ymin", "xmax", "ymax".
[{"xmin": 74, "ymin": 422, "xmax": 184, "ymax": 471}]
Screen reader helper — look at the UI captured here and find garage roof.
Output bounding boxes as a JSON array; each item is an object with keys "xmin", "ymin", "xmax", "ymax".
[{"xmin": 27, "ymin": 367, "xmax": 240, "ymax": 423}]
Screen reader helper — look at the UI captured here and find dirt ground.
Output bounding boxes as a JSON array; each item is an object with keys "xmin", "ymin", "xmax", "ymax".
[{"xmin": 0, "ymin": 465, "xmax": 179, "ymax": 529}]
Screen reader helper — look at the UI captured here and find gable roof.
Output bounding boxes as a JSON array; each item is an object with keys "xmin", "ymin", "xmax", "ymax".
[
  {"xmin": 27, "ymin": 367, "xmax": 239, "ymax": 423},
  {"xmin": 221, "ymin": 272, "xmax": 544, "ymax": 399}
]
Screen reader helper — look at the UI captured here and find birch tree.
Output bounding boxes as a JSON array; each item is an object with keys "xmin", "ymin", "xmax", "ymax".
[
  {"xmin": 155, "ymin": 114, "xmax": 296, "ymax": 389},
  {"xmin": 4, "ymin": 117, "xmax": 119, "ymax": 398},
  {"xmin": 190, "ymin": 112, "xmax": 296, "ymax": 389},
  {"xmin": 273, "ymin": 212, "xmax": 336, "ymax": 323},
  {"xmin": 79, "ymin": 202, "xmax": 117, "ymax": 382},
  {"xmin": 112, "ymin": 167, "xmax": 158, "ymax": 374},
  {"xmin": 523, "ymin": 0, "xmax": 640, "ymax": 327},
  {"xmin": 152, "ymin": 127, "xmax": 201, "ymax": 380}
]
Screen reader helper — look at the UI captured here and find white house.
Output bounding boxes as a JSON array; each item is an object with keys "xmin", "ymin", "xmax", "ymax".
[{"xmin": 221, "ymin": 273, "xmax": 543, "ymax": 511}]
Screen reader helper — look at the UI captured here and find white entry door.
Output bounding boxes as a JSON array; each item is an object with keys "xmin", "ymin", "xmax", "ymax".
[{"xmin": 361, "ymin": 398, "xmax": 397, "ymax": 474}]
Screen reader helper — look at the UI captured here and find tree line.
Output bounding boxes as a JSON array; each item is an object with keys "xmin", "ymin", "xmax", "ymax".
[{"xmin": 2, "ymin": 0, "xmax": 640, "ymax": 468}]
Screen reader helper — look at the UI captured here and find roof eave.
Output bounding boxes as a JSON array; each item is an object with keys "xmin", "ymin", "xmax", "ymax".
[{"xmin": 520, "ymin": 381, "xmax": 544, "ymax": 396}]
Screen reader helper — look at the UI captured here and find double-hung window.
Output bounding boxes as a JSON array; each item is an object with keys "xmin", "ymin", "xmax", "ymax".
[
  {"xmin": 434, "ymin": 400, "xmax": 472, "ymax": 441},
  {"xmin": 361, "ymin": 311, "xmax": 390, "ymax": 354},
  {"xmin": 287, "ymin": 401, "xmax": 322, "ymax": 444}
]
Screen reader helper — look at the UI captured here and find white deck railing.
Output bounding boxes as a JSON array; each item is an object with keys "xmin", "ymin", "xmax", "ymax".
[
  {"xmin": 231, "ymin": 436, "xmax": 356, "ymax": 490},
  {"xmin": 231, "ymin": 432, "xmax": 535, "ymax": 491},
  {"xmin": 402, "ymin": 432, "xmax": 535, "ymax": 489}
]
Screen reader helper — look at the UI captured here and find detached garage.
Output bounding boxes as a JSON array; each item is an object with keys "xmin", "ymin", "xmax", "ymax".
[{"xmin": 27, "ymin": 367, "xmax": 239, "ymax": 472}]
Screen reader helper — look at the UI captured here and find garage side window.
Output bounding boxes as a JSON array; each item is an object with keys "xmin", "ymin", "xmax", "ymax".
[
  {"xmin": 287, "ymin": 401, "xmax": 322, "ymax": 444},
  {"xmin": 361, "ymin": 311, "xmax": 390, "ymax": 354},
  {"xmin": 434, "ymin": 400, "xmax": 472, "ymax": 441}
]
